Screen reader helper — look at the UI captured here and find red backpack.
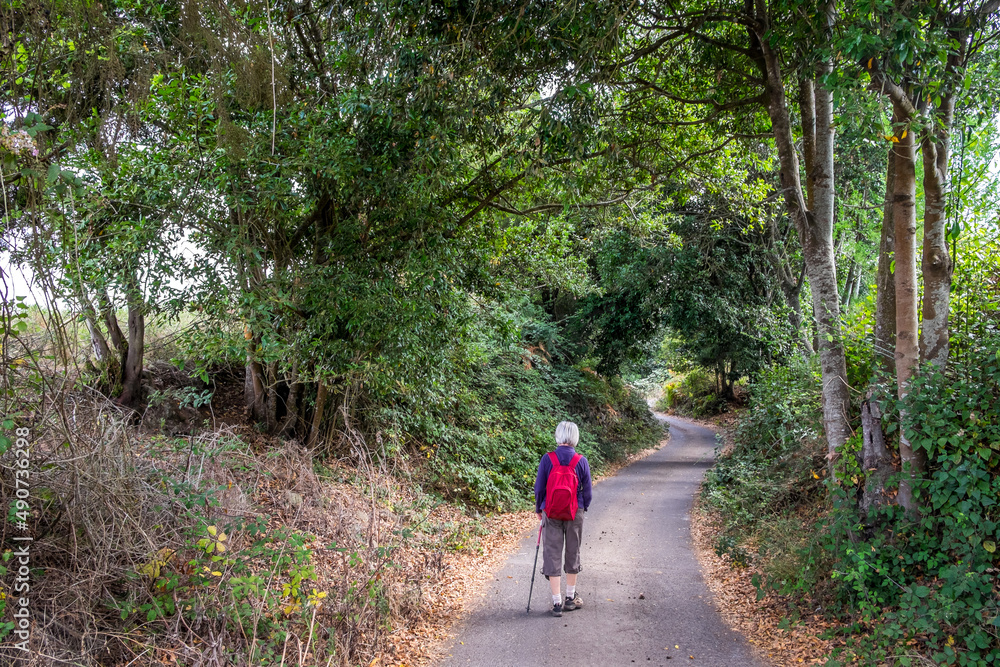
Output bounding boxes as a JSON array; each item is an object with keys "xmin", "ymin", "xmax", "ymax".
[{"xmin": 544, "ymin": 451, "xmax": 583, "ymax": 521}]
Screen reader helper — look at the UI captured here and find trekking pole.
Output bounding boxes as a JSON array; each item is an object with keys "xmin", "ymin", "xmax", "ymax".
[{"xmin": 526, "ymin": 520, "xmax": 543, "ymax": 613}]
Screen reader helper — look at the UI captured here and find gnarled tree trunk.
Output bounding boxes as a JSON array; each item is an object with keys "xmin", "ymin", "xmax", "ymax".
[
  {"xmin": 860, "ymin": 396, "xmax": 894, "ymax": 517},
  {"xmin": 245, "ymin": 350, "xmax": 267, "ymax": 424},
  {"xmin": 117, "ymin": 275, "xmax": 145, "ymax": 409},
  {"xmin": 99, "ymin": 286, "xmax": 127, "ymax": 358},
  {"xmin": 919, "ymin": 90, "xmax": 956, "ymax": 367},
  {"xmin": 279, "ymin": 358, "xmax": 302, "ymax": 437},
  {"xmin": 307, "ymin": 381, "xmax": 328, "ymax": 449}
]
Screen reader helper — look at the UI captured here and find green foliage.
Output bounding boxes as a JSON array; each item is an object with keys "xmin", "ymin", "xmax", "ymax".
[
  {"xmin": 702, "ymin": 362, "xmax": 824, "ymax": 539},
  {"xmin": 654, "ymin": 368, "xmax": 727, "ymax": 417},
  {"xmin": 841, "ymin": 295, "xmax": 877, "ymax": 390},
  {"xmin": 384, "ymin": 301, "xmax": 662, "ymax": 511},
  {"xmin": 575, "ymin": 210, "xmax": 796, "ymax": 382},
  {"xmin": 710, "ymin": 341, "xmax": 1000, "ymax": 666},
  {"xmin": 700, "ymin": 361, "xmax": 830, "ymax": 600},
  {"xmin": 949, "ymin": 225, "xmax": 1000, "ymax": 369}
]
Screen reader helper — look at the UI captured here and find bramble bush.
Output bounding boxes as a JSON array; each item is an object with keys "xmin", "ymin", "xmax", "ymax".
[
  {"xmin": 698, "ymin": 295, "xmax": 1000, "ymax": 667},
  {"xmin": 823, "ymin": 341, "xmax": 1000, "ymax": 667},
  {"xmin": 716, "ymin": 339, "xmax": 1000, "ymax": 666}
]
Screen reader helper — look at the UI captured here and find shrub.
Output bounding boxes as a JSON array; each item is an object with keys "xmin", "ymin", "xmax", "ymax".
[
  {"xmin": 655, "ymin": 368, "xmax": 729, "ymax": 417},
  {"xmin": 394, "ymin": 350, "xmax": 662, "ymax": 512},
  {"xmin": 824, "ymin": 343, "xmax": 1000, "ymax": 666},
  {"xmin": 700, "ymin": 361, "xmax": 827, "ymax": 582}
]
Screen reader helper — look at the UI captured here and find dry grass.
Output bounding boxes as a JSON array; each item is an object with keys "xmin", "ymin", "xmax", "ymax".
[
  {"xmin": 0, "ymin": 360, "xmax": 542, "ymax": 666},
  {"xmin": 0, "ymin": 308, "xmax": 665, "ymax": 666}
]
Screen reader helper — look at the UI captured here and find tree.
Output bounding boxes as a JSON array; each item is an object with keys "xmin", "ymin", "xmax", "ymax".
[
  {"xmin": 602, "ymin": 0, "xmax": 851, "ymax": 468},
  {"xmin": 843, "ymin": 0, "xmax": 1000, "ymax": 509},
  {"xmin": 574, "ymin": 192, "xmax": 795, "ymax": 392}
]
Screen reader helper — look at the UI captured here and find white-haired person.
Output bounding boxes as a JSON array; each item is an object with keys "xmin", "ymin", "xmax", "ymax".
[{"xmin": 534, "ymin": 420, "xmax": 592, "ymax": 617}]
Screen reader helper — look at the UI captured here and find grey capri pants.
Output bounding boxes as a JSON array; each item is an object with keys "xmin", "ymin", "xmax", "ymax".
[{"xmin": 541, "ymin": 511, "xmax": 585, "ymax": 577}]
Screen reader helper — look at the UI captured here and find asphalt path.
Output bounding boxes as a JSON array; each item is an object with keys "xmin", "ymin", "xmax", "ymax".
[{"xmin": 441, "ymin": 415, "xmax": 768, "ymax": 667}]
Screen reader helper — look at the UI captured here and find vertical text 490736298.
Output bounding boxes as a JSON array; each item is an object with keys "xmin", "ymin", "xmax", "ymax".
[{"xmin": 7, "ymin": 426, "xmax": 32, "ymax": 652}]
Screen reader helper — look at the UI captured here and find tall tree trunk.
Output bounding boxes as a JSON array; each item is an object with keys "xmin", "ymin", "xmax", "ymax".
[
  {"xmin": 117, "ymin": 276, "xmax": 145, "ymax": 409},
  {"xmin": 307, "ymin": 381, "xmax": 328, "ymax": 449},
  {"xmin": 919, "ymin": 91, "xmax": 955, "ymax": 367},
  {"xmin": 245, "ymin": 354, "xmax": 267, "ymax": 424},
  {"xmin": 766, "ymin": 216, "xmax": 813, "ymax": 355},
  {"xmin": 874, "ymin": 148, "xmax": 897, "ymax": 377},
  {"xmin": 758, "ymin": 20, "xmax": 851, "ymax": 471},
  {"xmin": 265, "ymin": 361, "xmax": 279, "ymax": 433},
  {"xmin": 841, "ymin": 259, "xmax": 857, "ymax": 308},
  {"xmin": 860, "ymin": 154, "xmax": 897, "ymax": 514},
  {"xmin": 798, "ymin": 78, "xmax": 816, "ymax": 208},
  {"xmin": 809, "ymin": 63, "xmax": 852, "ymax": 471},
  {"xmin": 890, "ymin": 107, "xmax": 924, "ymax": 513}
]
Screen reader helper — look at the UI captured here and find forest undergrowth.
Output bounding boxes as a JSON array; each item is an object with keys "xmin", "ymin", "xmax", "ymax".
[
  {"xmin": 0, "ymin": 311, "xmax": 661, "ymax": 666},
  {"xmin": 698, "ymin": 334, "xmax": 1000, "ymax": 667}
]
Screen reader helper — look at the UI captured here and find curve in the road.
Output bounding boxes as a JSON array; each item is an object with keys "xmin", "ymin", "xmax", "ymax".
[{"xmin": 441, "ymin": 415, "xmax": 769, "ymax": 667}]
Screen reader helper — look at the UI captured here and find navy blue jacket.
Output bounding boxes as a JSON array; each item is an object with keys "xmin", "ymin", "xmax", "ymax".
[{"xmin": 534, "ymin": 445, "xmax": 592, "ymax": 514}]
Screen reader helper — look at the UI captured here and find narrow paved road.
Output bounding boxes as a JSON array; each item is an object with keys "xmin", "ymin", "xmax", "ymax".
[{"xmin": 441, "ymin": 416, "xmax": 768, "ymax": 667}]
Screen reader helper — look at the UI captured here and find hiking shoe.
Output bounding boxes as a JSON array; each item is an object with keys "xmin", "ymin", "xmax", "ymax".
[
  {"xmin": 571, "ymin": 592, "xmax": 582, "ymax": 608},
  {"xmin": 563, "ymin": 596, "xmax": 577, "ymax": 611},
  {"xmin": 551, "ymin": 602, "xmax": 563, "ymax": 617}
]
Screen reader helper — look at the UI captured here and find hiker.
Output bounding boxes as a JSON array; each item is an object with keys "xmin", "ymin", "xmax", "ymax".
[{"xmin": 535, "ymin": 420, "xmax": 592, "ymax": 617}]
